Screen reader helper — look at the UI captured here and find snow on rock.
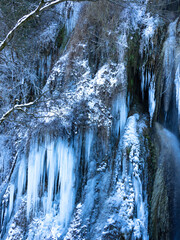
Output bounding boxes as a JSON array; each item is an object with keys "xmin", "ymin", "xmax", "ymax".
[
  {"xmin": 42, "ymin": 46, "xmax": 127, "ymax": 128},
  {"xmin": 102, "ymin": 114, "xmax": 149, "ymax": 240},
  {"xmin": 64, "ymin": 203, "xmax": 86, "ymax": 240},
  {"xmin": 102, "ymin": 179, "xmax": 135, "ymax": 239},
  {"xmin": 140, "ymin": 13, "xmax": 159, "ymax": 56},
  {"xmin": 5, "ymin": 198, "xmax": 27, "ymax": 240}
]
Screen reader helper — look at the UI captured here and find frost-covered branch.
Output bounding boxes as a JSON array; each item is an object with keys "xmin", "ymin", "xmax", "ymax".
[
  {"xmin": 0, "ymin": 0, "xmax": 98, "ymax": 52},
  {"xmin": 0, "ymin": 96, "xmax": 42, "ymax": 124}
]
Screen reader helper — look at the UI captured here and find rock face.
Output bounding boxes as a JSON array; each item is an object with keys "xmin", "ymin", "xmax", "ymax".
[
  {"xmin": 0, "ymin": 0, "xmax": 180, "ymax": 239},
  {"xmin": 151, "ymin": 123, "xmax": 180, "ymax": 240},
  {"xmin": 151, "ymin": 168, "xmax": 169, "ymax": 240}
]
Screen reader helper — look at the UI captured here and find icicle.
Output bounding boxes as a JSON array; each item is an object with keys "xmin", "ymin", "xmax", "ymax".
[
  {"xmin": 85, "ymin": 129, "xmax": 93, "ymax": 163},
  {"xmin": 141, "ymin": 66, "xmax": 156, "ymax": 124},
  {"xmin": 148, "ymin": 78, "xmax": 156, "ymax": 125},
  {"xmin": 133, "ymin": 175, "xmax": 144, "ymax": 220},
  {"xmin": 8, "ymin": 184, "xmax": 15, "ymax": 217},
  {"xmin": 27, "ymin": 141, "xmax": 46, "ymax": 218},
  {"xmin": 46, "ymin": 141, "xmax": 56, "ymax": 213},
  {"xmin": 18, "ymin": 156, "xmax": 26, "ymax": 197},
  {"xmin": 141, "ymin": 65, "xmax": 145, "ymax": 100},
  {"xmin": 112, "ymin": 92, "xmax": 128, "ymax": 139},
  {"xmin": 41, "ymin": 57, "xmax": 45, "ymax": 82},
  {"xmin": 119, "ymin": 93, "xmax": 128, "ymax": 133},
  {"xmin": 175, "ymin": 64, "xmax": 180, "ymax": 117},
  {"xmin": 65, "ymin": 3, "xmax": 82, "ymax": 35},
  {"xmin": 47, "ymin": 54, "xmax": 52, "ymax": 76},
  {"xmin": 58, "ymin": 139, "xmax": 76, "ymax": 228}
]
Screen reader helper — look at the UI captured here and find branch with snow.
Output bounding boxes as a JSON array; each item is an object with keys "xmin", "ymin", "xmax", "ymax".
[{"xmin": 0, "ymin": 96, "xmax": 42, "ymax": 124}]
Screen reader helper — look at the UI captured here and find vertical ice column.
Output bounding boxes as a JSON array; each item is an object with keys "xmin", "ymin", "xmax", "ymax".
[
  {"xmin": 112, "ymin": 92, "xmax": 128, "ymax": 139},
  {"xmin": 27, "ymin": 141, "xmax": 46, "ymax": 218},
  {"xmin": 58, "ymin": 139, "xmax": 76, "ymax": 228},
  {"xmin": 46, "ymin": 141, "xmax": 56, "ymax": 213},
  {"xmin": 141, "ymin": 67, "xmax": 151, "ymax": 100},
  {"xmin": 18, "ymin": 157, "xmax": 26, "ymax": 198},
  {"xmin": 163, "ymin": 19, "xmax": 178, "ymax": 113},
  {"xmin": 85, "ymin": 129, "xmax": 93, "ymax": 163},
  {"xmin": 175, "ymin": 65, "xmax": 180, "ymax": 118},
  {"xmin": 47, "ymin": 54, "xmax": 52, "ymax": 77},
  {"xmin": 65, "ymin": 3, "xmax": 82, "ymax": 35},
  {"xmin": 141, "ymin": 67, "xmax": 156, "ymax": 123},
  {"xmin": 141, "ymin": 65, "xmax": 145, "ymax": 100},
  {"xmin": 8, "ymin": 184, "xmax": 15, "ymax": 218},
  {"xmin": 148, "ymin": 78, "xmax": 156, "ymax": 125}
]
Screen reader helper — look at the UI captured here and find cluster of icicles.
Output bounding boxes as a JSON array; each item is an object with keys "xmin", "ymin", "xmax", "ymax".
[
  {"xmin": 1, "ymin": 137, "xmax": 78, "ymax": 232},
  {"xmin": 140, "ymin": 17, "xmax": 180, "ymax": 124},
  {"xmin": 0, "ymin": 127, "xmax": 96, "ymax": 238}
]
